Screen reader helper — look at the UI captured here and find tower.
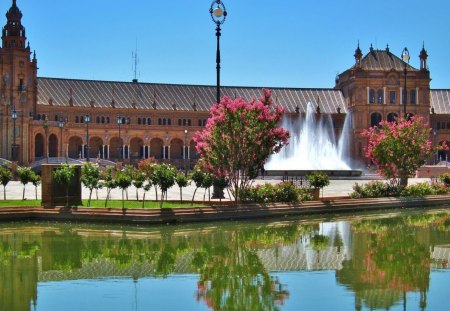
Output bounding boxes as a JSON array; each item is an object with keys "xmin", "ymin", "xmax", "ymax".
[
  {"xmin": 0, "ymin": 0, "xmax": 37, "ymax": 161},
  {"xmin": 419, "ymin": 43, "xmax": 428, "ymax": 71}
]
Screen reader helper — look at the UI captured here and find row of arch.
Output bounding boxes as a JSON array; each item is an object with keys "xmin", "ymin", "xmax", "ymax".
[
  {"xmin": 370, "ymin": 112, "xmax": 415, "ymax": 127},
  {"xmin": 34, "ymin": 134, "xmax": 199, "ymax": 161}
]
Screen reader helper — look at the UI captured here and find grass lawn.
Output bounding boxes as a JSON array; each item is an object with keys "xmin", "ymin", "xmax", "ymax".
[{"xmin": 0, "ymin": 199, "xmax": 206, "ymax": 209}]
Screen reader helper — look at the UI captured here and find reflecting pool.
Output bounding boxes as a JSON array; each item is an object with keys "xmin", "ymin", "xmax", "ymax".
[{"xmin": 1, "ymin": 208, "xmax": 450, "ymax": 311}]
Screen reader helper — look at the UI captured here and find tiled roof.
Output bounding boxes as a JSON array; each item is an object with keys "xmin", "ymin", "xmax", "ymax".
[
  {"xmin": 353, "ymin": 49, "xmax": 418, "ymax": 72},
  {"xmin": 431, "ymin": 89, "xmax": 450, "ymax": 114},
  {"xmin": 37, "ymin": 77, "xmax": 347, "ymax": 114}
]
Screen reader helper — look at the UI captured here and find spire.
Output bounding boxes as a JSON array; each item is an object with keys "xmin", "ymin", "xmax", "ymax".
[
  {"xmin": 354, "ymin": 41, "xmax": 362, "ymax": 67},
  {"xmin": 386, "ymin": 44, "xmax": 390, "ymax": 53},
  {"xmin": 419, "ymin": 42, "xmax": 428, "ymax": 70},
  {"xmin": 2, "ymin": 0, "xmax": 27, "ymax": 49}
]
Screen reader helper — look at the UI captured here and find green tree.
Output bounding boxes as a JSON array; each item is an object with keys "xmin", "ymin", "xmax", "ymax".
[
  {"xmin": 194, "ymin": 89, "xmax": 289, "ymax": 203},
  {"xmin": 141, "ymin": 182, "xmax": 152, "ymax": 208},
  {"xmin": 81, "ymin": 162, "xmax": 101, "ymax": 207},
  {"xmin": 115, "ymin": 170, "xmax": 132, "ymax": 209},
  {"xmin": 30, "ymin": 171, "xmax": 41, "ymax": 200},
  {"xmin": 52, "ymin": 164, "xmax": 76, "ymax": 208},
  {"xmin": 363, "ymin": 116, "xmax": 445, "ymax": 187},
  {"xmin": 0, "ymin": 164, "xmax": 12, "ymax": 200},
  {"xmin": 190, "ymin": 163, "xmax": 206, "ymax": 204},
  {"xmin": 101, "ymin": 166, "xmax": 117, "ymax": 208},
  {"xmin": 306, "ymin": 171, "xmax": 330, "ymax": 199},
  {"xmin": 133, "ymin": 171, "xmax": 146, "ymax": 201},
  {"xmin": 152, "ymin": 163, "xmax": 177, "ymax": 208},
  {"xmin": 175, "ymin": 172, "xmax": 189, "ymax": 202},
  {"xmin": 17, "ymin": 167, "xmax": 34, "ymax": 200}
]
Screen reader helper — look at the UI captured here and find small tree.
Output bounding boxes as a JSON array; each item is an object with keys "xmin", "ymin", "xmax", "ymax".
[
  {"xmin": 152, "ymin": 163, "xmax": 177, "ymax": 208},
  {"xmin": 194, "ymin": 89, "xmax": 289, "ymax": 203},
  {"xmin": 306, "ymin": 171, "xmax": 330, "ymax": 198},
  {"xmin": 175, "ymin": 172, "xmax": 189, "ymax": 202},
  {"xmin": 201, "ymin": 173, "xmax": 213, "ymax": 202},
  {"xmin": 133, "ymin": 171, "xmax": 146, "ymax": 201},
  {"xmin": 363, "ymin": 116, "xmax": 446, "ymax": 187},
  {"xmin": 142, "ymin": 182, "xmax": 152, "ymax": 208},
  {"xmin": 138, "ymin": 158, "xmax": 158, "ymax": 200},
  {"xmin": 17, "ymin": 167, "xmax": 34, "ymax": 200},
  {"xmin": 190, "ymin": 164, "xmax": 205, "ymax": 204},
  {"xmin": 81, "ymin": 162, "xmax": 101, "ymax": 207},
  {"xmin": 52, "ymin": 164, "xmax": 76, "ymax": 208},
  {"xmin": 30, "ymin": 172, "xmax": 41, "ymax": 200},
  {"xmin": 115, "ymin": 170, "xmax": 132, "ymax": 210},
  {"xmin": 212, "ymin": 176, "xmax": 229, "ymax": 203},
  {"xmin": 101, "ymin": 166, "xmax": 117, "ymax": 208},
  {"xmin": 0, "ymin": 164, "xmax": 12, "ymax": 200}
]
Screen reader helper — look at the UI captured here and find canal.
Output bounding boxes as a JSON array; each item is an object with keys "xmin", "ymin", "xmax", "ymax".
[{"xmin": 1, "ymin": 208, "xmax": 449, "ymax": 310}]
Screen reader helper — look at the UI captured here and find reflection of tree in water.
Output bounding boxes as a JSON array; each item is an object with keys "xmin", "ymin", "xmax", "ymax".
[
  {"xmin": 336, "ymin": 212, "xmax": 450, "ymax": 310},
  {"xmin": 192, "ymin": 224, "xmax": 314, "ymax": 311}
]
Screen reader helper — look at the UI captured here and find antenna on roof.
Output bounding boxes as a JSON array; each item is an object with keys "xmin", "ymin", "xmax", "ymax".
[{"xmin": 132, "ymin": 40, "xmax": 139, "ymax": 83}]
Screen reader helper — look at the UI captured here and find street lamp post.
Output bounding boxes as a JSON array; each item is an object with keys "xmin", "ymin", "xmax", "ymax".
[
  {"xmin": 210, "ymin": 0, "xmax": 227, "ymax": 199},
  {"xmin": 117, "ymin": 116, "xmax": 122, "ymax": 161},
  {"xmin": 11, "ymin": 106, "xmax": 17, "ymax": 161},
  {"xmin": 58, "ymin": 116, "xmax": 65, "ymax": 159},
  {"xmin": 210, "ymin": 0, "xmax": 227, "ymax": 105},
  {"xmin": 85, "ymin": 113, "xmax": 91, "ymax": 162},
  {"xmin": 184, "ymin": 129, "xmax": 188, "ymax": 174},
  {"xmin": 402, "ymin": 47, "xmax": 410, "ymax": 119}
]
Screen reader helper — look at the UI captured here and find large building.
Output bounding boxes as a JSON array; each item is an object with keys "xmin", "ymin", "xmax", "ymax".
[{"xmin": 1, "ymin": 1, "xmax": 450, "ymax": 168}]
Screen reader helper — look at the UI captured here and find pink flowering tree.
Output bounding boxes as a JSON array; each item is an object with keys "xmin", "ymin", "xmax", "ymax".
[
  {"xmin": 194, "ymin": 89, "xmax": 289, "ymax": 203},
  {"xmin": 363, "ymin": 116, "xmax": 446, "ymax": 187}
]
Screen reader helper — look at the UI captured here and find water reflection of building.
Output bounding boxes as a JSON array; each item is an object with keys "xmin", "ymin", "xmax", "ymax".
[{"xmin": 1, "ymin": 220, "xmax": 450, "ymax": 311}]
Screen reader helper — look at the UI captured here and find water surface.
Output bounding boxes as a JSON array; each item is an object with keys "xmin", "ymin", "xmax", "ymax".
[{"xmin": 1, "ymin": 208, "xmax": 449, "ymax": 310}]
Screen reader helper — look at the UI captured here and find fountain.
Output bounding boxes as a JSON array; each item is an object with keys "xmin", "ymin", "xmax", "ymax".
[{"xmin": 265, "ymin": 102, "xmax": 361, "ymax": 177}]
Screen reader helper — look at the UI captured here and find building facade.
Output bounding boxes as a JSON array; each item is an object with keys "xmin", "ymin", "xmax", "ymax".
[{"xmin": 1, "ymin": 1, "xmax": 450, "ymax": 168}]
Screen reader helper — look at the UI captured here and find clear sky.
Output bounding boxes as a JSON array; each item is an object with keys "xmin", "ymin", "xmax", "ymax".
[{"xmin": 6, "ymin": 0, "xmax": 450, "ymax": 89}]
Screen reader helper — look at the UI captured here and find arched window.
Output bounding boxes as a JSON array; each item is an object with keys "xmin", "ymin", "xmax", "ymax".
[
  {"xmin": 138, "ymin": 118, "xmax": 141, "ymax": 125},
  {"xmin": 80, "ymin": 116, "xmax": 84, "ymax": 123},
  {"xmin": 75, "ymin": 116, "xmax": 79, "ymax": 123},
  {"xmin": 158, "ymin": 118, "xmax": 162, "ymax": 125},
  {"xmin": 410, "ymin": 89, "xmax": 416, "ymax": 104},
  {"xmin": 106, "ymin": 117, "xmax": 110, "ymax": 124},
  {"xmin": 147, "ymin": 118, "xmax": 151, "ymax": 125},
  {"xmin": 370, "ymin": 112, "xmax": 382, "ymax": 127},
  {"xmin": 101, "ymin": 116, "xmax": 105, "ymax": 124},
  {"xmin": 54, "ymin": 115, "xmax": 58, "ymax": 121},
  {"xmin": 96, "ymin": 116, "xmax": 100, "ymax": 123},
  {"xmin": 198, "ymin": 120, "xmax": 202, "ymax": 126},
  {"xmin": 168, "ymin": 119, "xmax": 172, "ymax": 126},
  {"xmin": 162, "ymin": 118, "xmax": 166, "ymax": 125},
  {"xmin": 377, "ymin": 89, "xmax": 383, "ymax": 104},
  {"xmin": 387, "ymin": 112, "xmax": 398, "ymax": 123},
  {"xmin": 178, "ymin": 119, "xmax": 182, "ymax": 126},
  {"xmin": 369, "ymin": 89, "xmax": 375, "ymax": 104},
  {"xmin": 188, "ymin": 119, "xmax": 191, "ymax": 126}
]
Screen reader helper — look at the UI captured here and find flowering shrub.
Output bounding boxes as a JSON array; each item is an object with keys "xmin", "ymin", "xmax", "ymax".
[
  {"xmin": 363, "ymin": 116, "xmax": 446, "ymax": 187},
  {"xmin": 240, "ymin": 182, "xmax": 310, "ymax": 203},
  {"xmin": 350, "ymin": 181, "xmax": 401, "ymax": 199},
  {"xmin": 350, "ymin": 180, "xmax": 448, "ymax": 198},
  {"xmin": 194, "ymin": 89, "xmax": 289, "ymax": 202},
  {"xmin": 439, "ymin": 173, "xmax": 450, "ymax": 187},
  {"xmin": 400, "ymin": 182, "xmax": 435, "ymax": 197}
]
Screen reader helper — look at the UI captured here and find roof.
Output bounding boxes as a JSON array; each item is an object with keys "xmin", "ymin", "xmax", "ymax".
[
  {"xmin": 431, "ymin": 89, "xmax": 450, "ymax": 114},
  {"xmin": 352, "ymin": 49, "xmax": 418, "ymax": 72},
  {"xmin": 37, "ymin": 77, "xmax": 347, "ymax": 114}
]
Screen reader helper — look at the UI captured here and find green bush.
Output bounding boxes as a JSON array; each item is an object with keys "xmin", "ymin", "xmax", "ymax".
[
  {"xmin": 241, "ymin": 182, "xmax": 303, "ymax": 203},
  {"xmin": 439, "ymin": 173, "xmax": 450, "ymax": 187},
  {"xmin": 400, "ymin": 182, "xmax": 434, "ymax": 197},
  {"xmin": 350, "ymin": 181, "xmax": 401, "ymax": 198},
  {"xmin": 430, "ymin": 182, "xmax": 449, "ymax": 195}
]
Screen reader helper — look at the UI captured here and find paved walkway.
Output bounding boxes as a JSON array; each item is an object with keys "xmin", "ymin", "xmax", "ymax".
[{"xmin": 0, "ymin": 177, "xmax": 434, "ymax": 202}]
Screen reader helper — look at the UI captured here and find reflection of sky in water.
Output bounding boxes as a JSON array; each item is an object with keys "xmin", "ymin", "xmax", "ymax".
[{"xmin": 37, "ymin": 270, "xmax": 450, "ymax": 311}]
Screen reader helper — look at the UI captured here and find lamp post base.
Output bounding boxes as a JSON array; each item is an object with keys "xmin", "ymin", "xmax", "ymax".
[{"xmin": 211, "ymin": 185, "xmax": 225, "ymax": 199}]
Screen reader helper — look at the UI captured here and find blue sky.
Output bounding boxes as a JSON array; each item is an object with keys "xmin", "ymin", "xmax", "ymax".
[{"xmin": 7, "ymin": 0, "xmax": 450, "ymax": 88}]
